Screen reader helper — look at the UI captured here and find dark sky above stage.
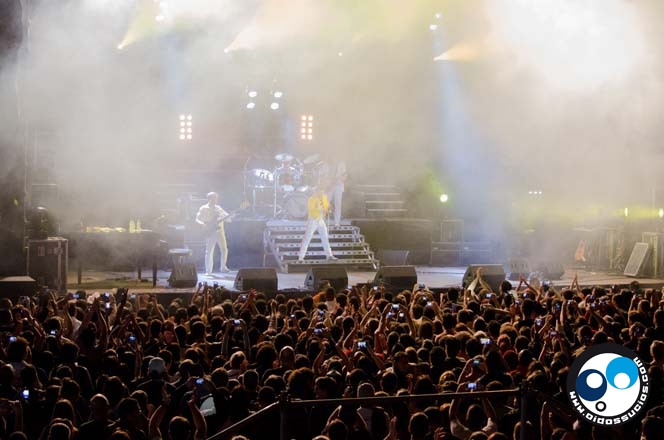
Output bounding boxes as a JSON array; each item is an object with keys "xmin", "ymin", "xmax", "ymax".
[{"xmin": 2, "ymin": 0, "xmax": 664, "ymax": 232}]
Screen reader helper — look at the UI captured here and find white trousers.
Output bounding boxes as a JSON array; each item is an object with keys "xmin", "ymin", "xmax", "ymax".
[
  {"xmin": 204, "ymin": 227, "xmax": 228, "ymax": 273},
  {"xmin": 298, "ymin": 218, "xmax": 334, "ymax": 260},
  {"xmin": 328, "ymin": 185, "xmax": 344, "ymax": 227}
]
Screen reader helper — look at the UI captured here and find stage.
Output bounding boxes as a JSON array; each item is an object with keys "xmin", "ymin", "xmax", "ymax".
[{"xmin": 65, "ymin": 266, "xmax": 664, "ymax": 295}]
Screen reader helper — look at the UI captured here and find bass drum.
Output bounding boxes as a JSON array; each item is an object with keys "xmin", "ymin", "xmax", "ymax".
[{"xmin": 283, "ymin": 193, "xmax": 308, "ymax": 219}]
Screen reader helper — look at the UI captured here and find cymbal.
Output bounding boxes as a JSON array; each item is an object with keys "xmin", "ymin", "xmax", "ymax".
[
  {"xmin": 302, "ymin": 154, "xmax": 321, "ymax": 165},
  {"xmin": 274, "ymin": 153, "xmax": 294, "ymax": 162},
  {"xmin": 245, "ymin": 168, "xmax": 273, "ymax": 178}
]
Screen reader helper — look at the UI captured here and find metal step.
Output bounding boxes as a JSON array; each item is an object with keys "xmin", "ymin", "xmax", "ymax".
[
  {"xmin": 272, "ymin": 233, "xmax": 365, "ymax": 241},
  {"xmin": 365, "ymin": 200, "xmax": 406, "ymax": 204},
  {"xmin": 268, "ymin": 225, "xmax": 357, "ymax": 232},
  {"xmin": 276, "ymin": 242, "xmax": 369, "ymax": 249},
  {"xmin": 277, "ymin": 249, "xmax": 374, "ymax": 257},
  {"xmin": 366, "ymin": 208, "xmax": 409, "ymax": 213},
  {"xmin": 264, "ymin": 221, "xmax": 378, "ymax": 273},
  {"xmin": 354, "ymin": 184, "xmax": 399, "ymax": 189},
  {"xmin": 365, "ymin": 201, "xmax": 406, "ymax": 209},
  {"xmin": 359, "ymin": 192, "xmax": 402, "ymax": 197}
]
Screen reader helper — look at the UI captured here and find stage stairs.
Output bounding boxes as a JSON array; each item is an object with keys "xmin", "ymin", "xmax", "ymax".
[
  {"xmin": 353, "ymin": 184, "xmax": 409, "ymax": 218},
  {"xmin": 263, "ymin": 223, "xmax": 378, "ymax": 273}
]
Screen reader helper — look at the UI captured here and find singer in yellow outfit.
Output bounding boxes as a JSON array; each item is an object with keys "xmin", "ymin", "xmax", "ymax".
[{"xmin": 298, "ymin": 187, "xmax": 337, "ymax": 261}]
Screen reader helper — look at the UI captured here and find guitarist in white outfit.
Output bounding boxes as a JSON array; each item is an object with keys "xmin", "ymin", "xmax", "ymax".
[{"xmin": 196, "ymin": 192, "xmax": 231, "ymax": 275}]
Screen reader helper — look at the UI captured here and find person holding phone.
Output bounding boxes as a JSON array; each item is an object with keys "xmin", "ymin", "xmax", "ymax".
[
  {"xmin": 196, "ymin": 192, "xmax": 232, "ymax": 275},
  {"xmin": 449, "ymin": 382, "xmax": 498, "ymax": 439}
]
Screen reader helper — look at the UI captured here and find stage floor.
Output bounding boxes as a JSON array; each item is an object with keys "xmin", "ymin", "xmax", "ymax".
[{"xmin": 65, "ymin": 266, "xmax": 664, "ymax": 293}]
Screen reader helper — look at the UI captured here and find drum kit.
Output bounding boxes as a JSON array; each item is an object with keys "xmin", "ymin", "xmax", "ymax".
[{"xmin": 244, "ymin": 153, "xmax": 326, "ymax": 219}]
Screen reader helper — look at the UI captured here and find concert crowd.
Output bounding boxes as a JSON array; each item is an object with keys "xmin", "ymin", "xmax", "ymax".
[{"xmin": 0, "ymin": 270, "xmax": 663, "ymax": 440}]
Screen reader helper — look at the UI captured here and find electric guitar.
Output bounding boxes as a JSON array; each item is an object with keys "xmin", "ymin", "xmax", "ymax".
[{"xmin": 201, "ymin": 210, "xmax": 239, "ymax": 235}]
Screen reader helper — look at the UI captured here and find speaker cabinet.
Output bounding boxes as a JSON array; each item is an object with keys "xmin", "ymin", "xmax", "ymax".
[
  {"xmin": 0, "ymin": 276, "xmax": 37, "ymax": 301},
  {"xmin": 373, "ymin": 266, "xmax": 417, "ymax": 291},
  {"xmin": 431, "ymin": 242, "xmax": 462, "ymax": 266},
  {"xmin": 304, "ymin": 267, "xmax": 349, "ymax": 292},
  {"xmin": 234, "ymin": 268, "xmax": 278, "ymax": 292},
  {"xmin": 168, "ymin": 263, "xmax": 198, "ymax": 288},
  {"xmin": 27, "ymin": 238, "xmax": 68, "ymax": 292},
  {"xmin": 462, "ymin": 264, "xmax": 505, "ymax": 294}
]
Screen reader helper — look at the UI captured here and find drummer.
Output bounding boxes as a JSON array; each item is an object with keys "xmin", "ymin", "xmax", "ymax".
[{"xmin": 274, "ymin": 155, "xmax": 300, "ymax": 192}]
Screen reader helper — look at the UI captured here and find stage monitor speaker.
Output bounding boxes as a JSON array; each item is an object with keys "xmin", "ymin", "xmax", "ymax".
[
  {"xmin": 168, "ymin": 263, "xmax": 198, "ymax": 288},
  {"xmin": 624, "ymin": 243, "xmax": 651, "ymax": 277},
  {"xmin": 0, "ymin": 276, "xmax": 37, "ymax": 301},
  {"xmin": 377, "ymin": 250, "xmax": 410, "ymax": 266},
  {"xmin": 304, "ymin": 267, "xmax": 349, "ymax": 292},
  {"xmin": 373, "ymin": 266, "xmax": 417, "ymax": 291},
  {"xmin": 462, "ymin": 264, "xmax": 505, "ymax": 294},
  {"xmin": 234, "ymin": 268, "xmax": 278, "ymax": 292}
]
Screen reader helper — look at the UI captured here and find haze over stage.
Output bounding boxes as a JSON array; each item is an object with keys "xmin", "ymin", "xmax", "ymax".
[{"xmin": 2, "ymin": 2, "xmax": 664, "ymax": 283}]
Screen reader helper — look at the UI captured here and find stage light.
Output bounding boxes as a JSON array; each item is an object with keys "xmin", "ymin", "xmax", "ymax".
[
  {"xmin": 248, "ymin": 90, "xmax": 258, "ymax": 98},
  {"xmin": 440, "ymin": 194, "xmax": 449, "ymax": 203},
  {"xmin": 434, "ymin": 43, "xmax": 479, "ymax": 62},
  {"xmin": 301, "ymin": 135, "xmax": 307, "ymax": 140},
  {"xmin": 273, "ymin": 91, "xmax": 283, "ymax": 98},
  {"xmin": 117, "ymin": 44, "xmax": 124, "ymax": 50},
  {"xmin": 435, "ymin": 13, "xmax": 442, "ymax": 19},
  {"xmin": 300, "ymin": 115, "xmax": 314, "ymax": 141},
  {"xmin": 659, "ymin": 208, "xmax": 663, "ymax": 219},
  {"xmin": 338, "ymin": 52, "xmax": 343, "ymax": 57},
  {"xmin": 178, "ymin": 114, "xmax": 192, "ymax": 141},
  {"xmin": 429, "ymin": 24, "xmax": 438, "ymax": 31},
  {"xmin": 270, "ymin": 102, "xmax": 280, "ymax": 110},
  {"xmin": 624, "ymin": 207, "xmax": 629, "ymax": 217},
  {"xmin": 246, "ymin": 102, "xmax": 256, "ymax": 109}
]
